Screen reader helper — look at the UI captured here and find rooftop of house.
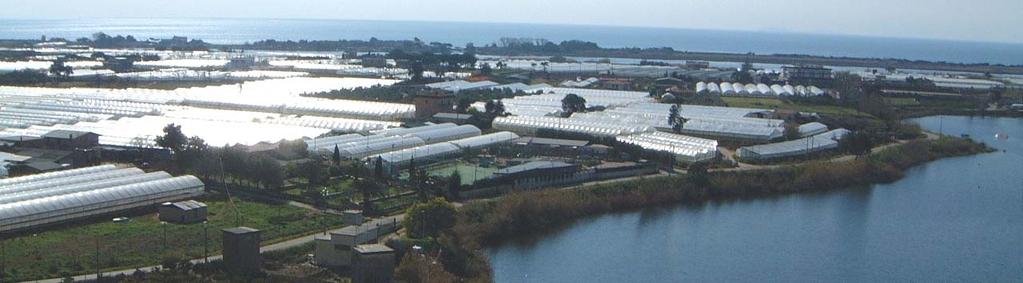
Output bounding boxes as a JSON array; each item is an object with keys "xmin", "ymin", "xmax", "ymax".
[
  {"xmin": 354, "ymin": 244, "xmax": 394, "ymax": 255},
  {"xmin": 163, "ymin": 200, "xmax": 208, "ymax": 211}
]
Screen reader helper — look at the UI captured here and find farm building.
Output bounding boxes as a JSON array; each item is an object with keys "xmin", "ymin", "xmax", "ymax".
[
  {"xmin": 159, "ymin": 200, "xmax": 208, "ymax": 224},
  {"xmin": 314, "ymin": 216, "xmax": 401, "ymax": 267}
]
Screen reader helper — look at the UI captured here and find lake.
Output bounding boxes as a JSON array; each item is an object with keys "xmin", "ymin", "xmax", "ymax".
[
  {"xmin": 490, "ymin": 115, "xmax": 1023, "ymax": 282},
  {"xmin": 1, "ymin": 18, "xmax": 1021, "ymax": 65}
]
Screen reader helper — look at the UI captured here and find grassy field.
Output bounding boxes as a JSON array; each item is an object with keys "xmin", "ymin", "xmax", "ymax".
[
  {"xmin": 721, "ymin": 97, "xmax": 873, "ymax": 117},
  {"xmin": 0, "ymin": 193, "xmax": 344, "ymax": 281}
]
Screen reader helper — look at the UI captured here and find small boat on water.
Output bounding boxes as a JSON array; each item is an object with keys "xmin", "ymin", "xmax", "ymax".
[{"xmin": 995, "ymin": 133, "xmax": 1009, "ymax": 140}]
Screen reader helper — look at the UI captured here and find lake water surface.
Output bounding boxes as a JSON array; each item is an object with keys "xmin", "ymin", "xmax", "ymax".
[{"xmin": 490, "ymin": 115, "xmax": 1023, "ymax": 282}]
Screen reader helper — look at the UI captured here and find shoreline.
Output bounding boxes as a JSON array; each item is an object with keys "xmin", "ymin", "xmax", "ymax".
[{"xmin": 434, "ymin": 135, "xmax": 992, "ymax": 281}]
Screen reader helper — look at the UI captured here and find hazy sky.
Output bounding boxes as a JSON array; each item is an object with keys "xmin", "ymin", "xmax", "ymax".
[{"xmin": 2, "ymin": 0, "xmax": 1020, "ymax": 43}]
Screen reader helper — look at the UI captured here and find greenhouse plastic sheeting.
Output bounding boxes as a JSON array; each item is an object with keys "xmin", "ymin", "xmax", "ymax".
[
  {"xmin": 0, "ymin": 175, "xmax": 204, "ymax": 231},
  {"xmin": 737, "ymin": 129, "xmax": 850, "ymax": 161},
  {"xmin": 0, "ymin": 165, "xmax": 117, "ymax": 188}
]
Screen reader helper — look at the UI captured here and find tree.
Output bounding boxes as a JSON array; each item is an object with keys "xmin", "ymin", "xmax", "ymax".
[
  {"xmin": 48, "ymin": 58, "xmax": 73, "ymax": 77},
  {"xmin": 561, "ymin": 93, "xmax": 587, "ymax": 116},
  {"xmin": 403, "ymin": 197, "xmax": 457, "ymax": 238},
  {"xmin": 374, "ymin": 156, "xmax": 385, "ymax": 179},
  {"xmin": 354, "ymin": 178, "xmax": 384, "ymax": 203},
  {"xmin": 667, "ymin": 104, "xmax": 687, "ymax": 133},
  {"xmin": 484, "ymin": 100, "xmax": 505, "ymax": 116},
  {"xmin": 154, "ymin": 124, "xmax": 187, "ymax": 153},
  {"xmin": 299, "ymin": 157, "xmax": 325, "ymax": 188},
  {"xmin": 175, "ymin": 136, "xmax": 208, "ymax": 172},
  {"xmin": 394, "ymin": 253, "xmax": 457, "ymax": 283},
  {"xmin": 731, "ymin": 70, "xmax": 753, "ymax": 84},
  {"xmin": 455, "ymin": 97, "xmax": 474, "ymax": 113},
  {"xmin": 332, "ymin": 145, "xmax": 341, "ymax": 167},
  {"xmin": 840, "ymin": 130, "xmax": 874, "ymax": 157},
  {"xmin": 479, "ymin": 62, "xmax": 493, "ymax": 75},
  {"xmin": 687, "ymin": 162, "xmax": 710, "ymax": 187},
  {"xmin": 446, "ymin": 172, "xmax": 461, "ymax": 200},
  {"xmin": 783, "ymin": 121, "xmax": 801, "ymax": 140}
]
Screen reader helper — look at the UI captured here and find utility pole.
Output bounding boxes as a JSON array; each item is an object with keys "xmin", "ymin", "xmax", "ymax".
[
  {"xmin": 203, "ymin": 221, "xmax": 209, "ymax": 265},
  {"xmin": 95, "ymin": 237, "xmax": 101, "ymax": 280},
  {"xmin": 161, "ymin": 221, "xmax": 168, "ymax": 253},
  {"xmin": 1, "ymin": 235, "xmax": 5, "ymax": 283}
]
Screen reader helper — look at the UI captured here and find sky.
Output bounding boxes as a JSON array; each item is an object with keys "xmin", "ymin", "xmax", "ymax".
[{"xmin": 1, "ymin": 0, "xmax": 1020, "ymax": 44}]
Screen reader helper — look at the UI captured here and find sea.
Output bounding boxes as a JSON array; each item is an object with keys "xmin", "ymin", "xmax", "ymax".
[{"xmin": 1, "ymin": 18, "xmax": 1021, "ymax": 65}]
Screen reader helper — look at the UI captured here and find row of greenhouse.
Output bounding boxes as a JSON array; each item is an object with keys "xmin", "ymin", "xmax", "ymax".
[
  {"xmin": 306, "ymin": 123, "xmax": 522, "ymax": 171},
  {"xmin": 367, "ymin": 131, "xmax": 520, "ymax": 176},
  {"xmin": 490, "ymin": 87, "xmax": 654, "ymax": 117},
  {"xmin": 696, "ymin": 82, "xmax": 826, "ymax": 96},
  {"xmin": 306, "ymin": 123, "xmax": 519, "ymax": 176},
  {"xmin": 493, "ymin": 103, "xmax": 786, "ymax": 142},
  {"xmin": 736, "ymin": 129, "xmax": 851, "ymax": 161},
  {"xmin": 615, "ymin": 131, "xmax": 719, "ymax": 163},
  {"xmin": 0, "ymin": 165, "xmax": 204, "ymax": 233},
  {"xmin": 305, "ymin": 123, "xmax": 484, "ymax": 159}
]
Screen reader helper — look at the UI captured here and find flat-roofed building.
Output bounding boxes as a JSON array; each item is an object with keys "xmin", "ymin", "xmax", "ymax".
[
  {"xmin": 222, "ymin": 227, "xmax": 262, "ymax": 276},
  {"xmin": 352, "ymin": 244, "xmax": 396, "ymax": 283},
  {"xmin": 159, "ymin": 200, "xmax": 208, "ymax": 224}
]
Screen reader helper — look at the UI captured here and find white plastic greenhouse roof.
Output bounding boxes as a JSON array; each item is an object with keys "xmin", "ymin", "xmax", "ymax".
[
  {"xmin": 693, "ymin": 82, "xmax": 824, "ymax": 97},
  {"xmin": 0, "ymin": 175, "xmax": 204, "ymax": 228},
  {"xmin": 0, "ymin": 164, "xmax": 117, "ymax": 188},
  {"xmin": 339, "ymin": 137, "xmax": 426, "ymax": 159},
  {"xmin": 616, "ymin": 132, "xmax": 718, "ymax": 162},
  {"xmin": 372, "ymin": 142, "xmax": 461, "ymax": 164},
  {"xmin": 798, "ymin": 122, "xmax": 829, "ymax": 137},
  {"xmin": 738, "ymin": 129, "xmax": 850, "ymax": 159},
  {"xmin": 0, "ymin": 171, "xmax": 172, "ymax": 205},
  {"xmin": 2, "ymin": 168, "xmax": 145, "ymax": 195},
  {"xmin": 426, "ymin": 80, "xmax": 499, "ymax": 92},
  {"xmin": 373, "ymin": 123, "xmax": 458, "ymax": 137},
  {"xmin": 404, "ymin": 125, "xmax": 481, "ymax": 143},
  {"xmin": 448, "ymin": 131, "xmax": 520, "ymax": 150}
]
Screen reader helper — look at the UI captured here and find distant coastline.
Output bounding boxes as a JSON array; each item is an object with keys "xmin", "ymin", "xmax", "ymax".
[{"xmin": 1, "ymin": 18, "xmax": 1021, "ymax": 65}]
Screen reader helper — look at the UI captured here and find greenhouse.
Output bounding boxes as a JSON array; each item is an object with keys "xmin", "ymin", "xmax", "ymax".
[
  {"xmin": 798, "ymin": 122, "xmax": 829, "ymax": 137},
  {"xmin": 338, "ymin": 136, "xmax": 426, "ymax": 159},
  {"xmin": 404, "ymin": 125, "xmax": 482, "ymax": 143},
  {"xmin": 737, "ymin": 129, "xmax": 850, "ymax": 161},
  {"xmin": 368, "ymin": 143, "xmax": 462, "ymax": 176},
  {"xmin": 0, "ymin": 167, "xmax": 202, "ymax": 230},
  {"xmin": 492, "ymin": 116, "xmax": 653, "ymax": 137},
  {"xmin": 497, "ymin": 87, "xmax": 654, "ymax": 116},
  {"xmin": 448, "ymin": 131, "xmax": 520, "ymax": 150},
  {"xmin": 694, "ymin": 82, "xmax": 822, "ymax": 97},
  {"xmin": 616, "ymin": 132, "xmax": 719, "ymax": 163},
  {"xmin": 1, "ymin": 168, "xmax": 145, "ymax": 195},
  {"xmin": 306, "ymin": 133, "xmax": 369, "ymax": 152},
  {"xmin": 0, "ymin": 172, "xmax": 172, "ymax": 205},
  {"xmin": 372, "ymin": 123, "xmax": 458, "ymax": 138},
  {"xmin": 0, "ymin": 164, "xmax": 117, "ymax": 188},
  {"xmin": 426, "ymin": 80, "xmax": 500, "ymax": 92}
]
